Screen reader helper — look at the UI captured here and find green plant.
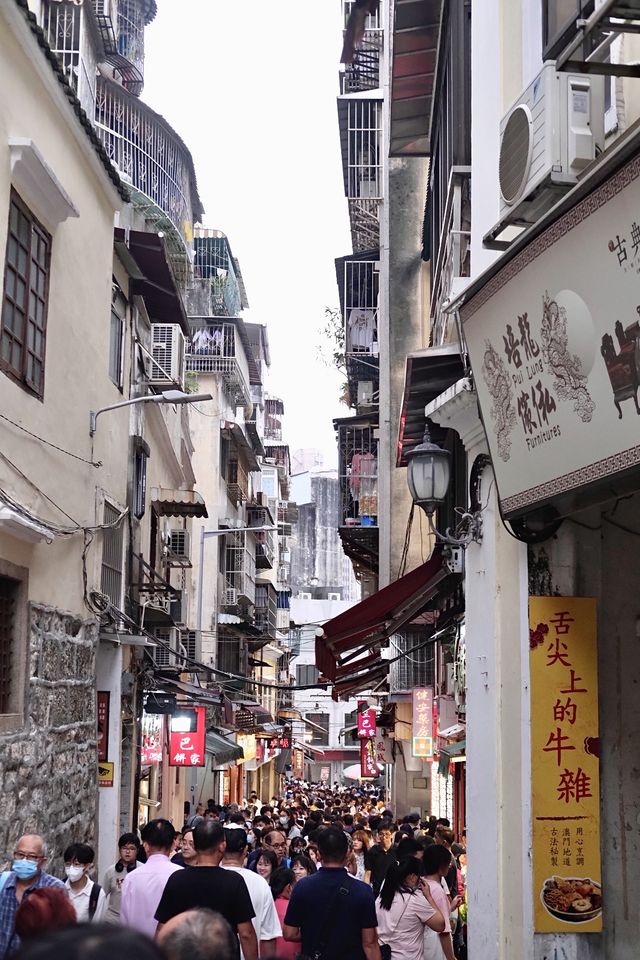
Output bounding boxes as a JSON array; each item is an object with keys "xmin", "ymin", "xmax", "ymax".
[{"xmin": 317, "ymin": 306, "xmax": 351, "ymax": 406}]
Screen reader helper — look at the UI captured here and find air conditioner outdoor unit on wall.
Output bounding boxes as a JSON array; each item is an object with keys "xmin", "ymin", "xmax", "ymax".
[
  {"xmin": 225, "ymin": 587, "xmax": 238, "ymax": 606},
  {"xmin": 168, "ymin": 529, "xmax": 190, "ymax": 561},
  {"xmin": 498, "ymin": 62, "xmax": 604, "ymax": 228},
  {"xmin": 149, "ymin": 323, "xmax": 185, "ymax": 388}
]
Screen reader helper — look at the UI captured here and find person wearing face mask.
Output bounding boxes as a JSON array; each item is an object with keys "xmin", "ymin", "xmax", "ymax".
[
  {"xmin": 0, "ymin": 833, "xmax": 67, "ymax": 958},
  {"xmin": 62, "ymin": 843, "xmax": 107, "ymax": 923}
]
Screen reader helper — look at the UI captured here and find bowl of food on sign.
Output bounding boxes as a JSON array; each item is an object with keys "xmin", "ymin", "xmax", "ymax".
[{"xmin": 541, "ymin": 877, "xmax": 602, "ymax": 923}]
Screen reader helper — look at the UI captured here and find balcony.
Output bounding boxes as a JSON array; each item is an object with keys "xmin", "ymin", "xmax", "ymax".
[
  {"xmin": 223, "ymin": 532, "xmax": 256, "ymax": 607},
  {"xmin": 227, "ymin": 458, "xmax": 250, "ymax": 505},
  {"xmin": 248, "ymin": 505, "xmax": 276, "ymax": 570},
  {"xmin": 336, "ymin": 254, "xmax": 380, "ymax": 403},
  {"xmin": 185, "ymin": 231, "xmax": 244, "ymax": 318},
  {"xmin": 186, "ymin": 320, "xmax": 251, "ymax": 407},
  {"xmin": 335, "ymin": 414, "xmax": 379, "ymax": 576},
  {"xmin": 42, "ymin": 1, "xmax": 99, "ymax": 119},
  {"xmin": 130, "ymin": 552, "xmax": 181, "ymax": 626},
  {"xmin": 430, "ymin": 168, "xmax": 471, "ymax": 348},
  {"xmin": 341, "ymin": 0, "xmax": 382, "ymax": 93},
  {"xmin": 94, "ymin": 76, "xmax": 202, "ymax": 275},
  {"xmin": 254, "ymin": 582, "xmax": 277, "ymax": 636},
  {"xmin": 338, "ymin": 97, "xmax": 383, "ymax": 251}
]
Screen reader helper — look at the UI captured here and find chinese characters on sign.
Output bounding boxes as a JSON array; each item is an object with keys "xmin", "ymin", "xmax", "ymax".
[
  {"xmin": 530, "ymin": 597, "xmax": 602, "ymax": 933},
  {"xmin": 168, "ymin": 706, "xmax": 206, "ymax": 767},
  {"xmin": 360, "ymin": 737, "xmax": 378, "ymax": 778},
  {"xmin": 267, "ymin": 736, "xmax": 291, "ymax": 750},
  {"xmin": 357, "ymin": 701, "xmax": 377, "ymax": 738},
  {"xmin": 412, "ymin": 688, "xmax": 433, "ymax": 758},
  {"xmin": 140, "ymin": 711, "xmax": 164, "ymax": 765},
  {"xmin": 97, "ymin": 691, "xmax": 110, "ymax": 763}
]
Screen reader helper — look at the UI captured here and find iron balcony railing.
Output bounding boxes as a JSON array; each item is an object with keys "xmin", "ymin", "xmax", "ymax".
[
  {"xmin": 430, "ymin": 167, "xmax": 471, "ymax": 348},
  {"xmin": 342, "ymin": 259, "xmax": 379, "ymax": 356},
  {"xmin": 337, "ymin": 421, "xmax": 378, "ymax": 526},
  {"xmin": 186, "ymin": 320, "xmax": 251, "ymax": 407},
  {"xmin": 340, "ymin": 35, "xmax": 383, "ymax": 94},
  {"xmin": 42, "ymin": 1, "xmax": 98, "ymax": 119}
]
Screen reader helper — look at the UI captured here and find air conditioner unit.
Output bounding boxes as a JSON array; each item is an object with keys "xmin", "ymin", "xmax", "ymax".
[
  {"xmin": 168, "ymin": 529, "xmax": 190, "ymax": 561},
  {"xmin": 498, "ymin": 62, "xmax": 604, "ymax": 228},
  {"xmin": 153, "ymin": 627, "xmax": 179, "ymax": 667},
  {"xmin": 171, "ymin": 591, "xmax": 189, "ymax": 628},
  {"xmin": 149, "ymin": 323, "xmax": 185, "ymax": 388},
  {"xmin": 225, "ymin": 587, "xmax": 238, "ymax": 606}
]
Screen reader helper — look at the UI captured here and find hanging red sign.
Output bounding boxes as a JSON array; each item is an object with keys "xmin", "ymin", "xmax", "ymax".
[
  {"xmin": 360, "ymin": 737, "xmax": 378, "ymax": 778},
  {"xmin": 169, "ymin": 706, "xmax": 206, "ymax": 767},
  {"xmin": 357, "ymin": 701, "xmax": 377, "ymax": 739},
  {"xmin": 412, "ymin": 688, "xmax": 433, "ymax": 757},
  {"xmin": 97, "ymin": 691, "xmax": 110, "ymax": 762},
  {"xmin": 268, "ymin": 736, "xmax": 291, "ymax": 750},
  {"xmin": 141, "ymin": 711, "xmax": 165, "ymax": 765}
]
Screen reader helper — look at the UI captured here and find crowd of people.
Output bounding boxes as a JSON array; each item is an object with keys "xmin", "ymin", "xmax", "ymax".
[{"xmin": 0, "ymin": 782, "xmax": 467, "ymax": 960}]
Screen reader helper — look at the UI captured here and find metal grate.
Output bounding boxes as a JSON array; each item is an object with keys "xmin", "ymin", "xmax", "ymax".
[
  {"xmin": 337, "ymin": 421, "xmax": 378, "ymax": 524},
  {"xmin": 0, "ymin": 576, "xmax": 18, "ymax": 713},
  {"xmin": 343, "ymin": 260, "xmax": 379, "ymax": 355},
  {"xmin": 224, "ymin": 532, "xmax": 256, "ymax": 605},
  {"xmin": 346, "ymin": 99, "xmax": 383, "ymax": 200},
  {"xmin": 100, "ymin": 503, "xmax": 124, "ymax": 609},
  {"xmin": 388, "ymin": 632, "xmax": 435, "ymax": 693}
]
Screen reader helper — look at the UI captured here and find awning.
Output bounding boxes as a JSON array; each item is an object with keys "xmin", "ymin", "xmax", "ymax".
[
  {"xmin": 278, "ymin": 708, "xmax": 302, "ymax": 721},
  {"xmin": 397, "ymin": 346, "xmax": 464, "ymax": 466},
  {"xmin": 222, "ymin": 421, "xmax": 260, "ymax": 471},
  {"xmin": 316, "ymin": 547, "xmax": 450, "ymax": 682},
  {"xmin": 438, "ymin": 739, "xmax": 466, "ymax": 777},
  {"xmin": 293, "ymin": 739, "xmax": 325, "ymax": 756},
  {"xmin": 390, "ymin": 0, "xmax": 443, "ymax": 156},
  {"xmin": 235, "ymin": 701, "xmax": 274, "ymax": 723},
  {"xmin": 114, "ymin": 228, "xmax": 189, "ymax": 336},
  {"xmin": 154, "ymin": 677, "xmax": 220, "ymax": 705},
  {"xmin": 206, "ymin": 731, "xmax": 243, "ymax": 766},
  {"xmin": 332, "ymin": 662, "xmax": 390, "ymax": 701},
  {"xmin": 151, "ymin": 487, "xmax": 208, "ymax": 518}
]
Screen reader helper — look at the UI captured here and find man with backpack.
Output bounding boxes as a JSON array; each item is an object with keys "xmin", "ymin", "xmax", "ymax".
[
  {"xmin": 63, "ymin": 843, "xmax": 106, "ymax": 923},
  {"xmin": 0, "ymin": 833, "xmax": 67, "ymax": 957}
]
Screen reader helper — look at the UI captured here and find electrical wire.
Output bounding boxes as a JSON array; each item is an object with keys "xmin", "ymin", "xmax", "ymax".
[{"xmin": 0, "ymin": 411, "xmax": 102, "ymax": 467}]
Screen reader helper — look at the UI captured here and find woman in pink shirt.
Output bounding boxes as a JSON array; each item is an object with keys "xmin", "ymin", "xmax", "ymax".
[
  {"xmin": 422, "ymin": 845, "xmax": 463, "ymax": 960},
  {"xmin": 270, "ymin": 867, "xmax": 297, "ymax": 960},
  {"xmin": 376, "ymin": 858, "xmax": 445, "ymax": 960}
]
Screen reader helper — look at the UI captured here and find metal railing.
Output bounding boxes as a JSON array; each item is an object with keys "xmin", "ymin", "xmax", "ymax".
[
  {"xmin": 430, "ymin": 168, "xmax": 471, "ymax": 348},
  {"xmin": 342, "ymin": 259, "xmax": 379, "ymax": 355},
  {"xmin": 42, "ymin": 1, "xmax": 98, "ymax": 119},
  {"xmin": 337, "ymin": 422, "xmax": 378, "ymax": 526},
  {"xmin": 341, "ymin": 34, "xmax": 383, "ymax": 94},
  {"xmin": 186, "ymin": 320, "xmax": 251, "ymax": 406}
]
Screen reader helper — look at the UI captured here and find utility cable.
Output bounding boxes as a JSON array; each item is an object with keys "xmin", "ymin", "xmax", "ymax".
[{"xmin": 0, "ymin": 411, "xmax": 102, "ymax": 468}]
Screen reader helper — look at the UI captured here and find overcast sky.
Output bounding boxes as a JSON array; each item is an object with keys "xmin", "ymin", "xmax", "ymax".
[{"xmin": 143, "ymin": 2, "xmax": 351, "ymax": 468}]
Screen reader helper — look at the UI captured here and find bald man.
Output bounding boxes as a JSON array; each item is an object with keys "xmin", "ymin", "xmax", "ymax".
[
  {"xmin": 0, "ymin": 833, "xmax": 66, "ymax": 956},
  {"xmin": 157, "ymin": 908, "xmax": 238, "ymax": 960}
]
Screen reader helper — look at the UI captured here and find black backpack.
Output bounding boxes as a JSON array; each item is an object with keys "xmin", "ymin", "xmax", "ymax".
[{"xmin": 88, "ymin": 882, "xmax": 102, "ymax": 921}]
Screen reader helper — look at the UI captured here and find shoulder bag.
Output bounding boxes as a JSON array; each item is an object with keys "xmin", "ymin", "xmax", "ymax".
[
  {"xmin": 379, "ymin": 891, "xmax": 413, "ymax": 960},
  {"xmin": 297, "ymin": 878, "xmax": 351, "ymax": 960}
]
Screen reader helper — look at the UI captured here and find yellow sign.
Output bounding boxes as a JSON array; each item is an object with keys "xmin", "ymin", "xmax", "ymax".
[
  {"xmin": 236, "ymin": 734, "xmax": 256, "ymax": 765},
  {"xmin": 530, "ymin": 597, "xmax": 602, "ymax": 932},
  {"xmin": 98, "ymin": 761, "xmax": 114, "ymax": 788}
]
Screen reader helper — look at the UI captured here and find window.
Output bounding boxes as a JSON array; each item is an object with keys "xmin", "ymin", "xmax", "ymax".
[
  {"xmin": 1, "ymin": 190, "xmax": 51, "ymax": 397},
  {"xmin": 0, "ymin": 561, "xmax": 28, "ymax": 730},
  {"xmin": 297, "ymin": 664, "xmax": 320, "ymax": 687},
  {"xmin": 305, "ymin": 712, "xmax": 330, "ymax": 746},
  {"xmin": 100, "ymin": 502, "xmax": 124, "ymax": 609},
  {"xmin": 261, "ymin": 469, "xmax": 277, "ymax": 497},
  {"xmin": 110, "ymin": 281, "xmax": 126, "ymax": 388},
  {"xmin": 542, "ymin": 1, "xmax": 594, "ymax": 60}
]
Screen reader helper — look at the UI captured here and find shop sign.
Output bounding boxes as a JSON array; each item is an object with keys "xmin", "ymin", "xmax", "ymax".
[
  {"xmin": 412, "ymin": 687, "xmax": 433, "ymax": 757},
  {"xmin": 268, "ymin": 736, "xmax": 291, "ymax": 750},
  {"xmin": 461, "ymin": 155, "xmax": 640, "ymax": 519},
  {"xmin": 320, "ymin": 766, "xmax": 330, "ymax": 783},
  {"xmin": 97, "ymin": 691, "xmax": 109, "ymax": 763},
  {"xmin": 141, "ymin": 711, "xmax": 164, "ymax": 765},
  {"xmin": 236, "ymin": 733, "xmax": 256, "ymax": 763},
  {"xmin": 529, "ymin": 597, "xmax": 601, "ymax": 933},
  {"xmin": 98, "ymin": 761, "xmax": 114, "ymax": 787},
  {"xmin": 169, "ymin": 706, "xmax": 206, "ymax": 767},
  {"xmin": 360, "ymin": 737, "xmax": 378, "ymax": 778},
  {"xmin": 357, "ymin": 701, "xmax": 377, "ymax": 738},
  {"xmin": 292, "ymin": 748, "xmax": 305, "ymax": 778}
]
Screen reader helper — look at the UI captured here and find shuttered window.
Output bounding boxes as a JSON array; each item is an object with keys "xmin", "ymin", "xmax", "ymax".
[
  {"xmin": 0, "ymin": 576, "xmax": 19, "ymax": 714},
  {"xmin": 100, "ymin": 502, "xmax": 124, "ymax": 609}
]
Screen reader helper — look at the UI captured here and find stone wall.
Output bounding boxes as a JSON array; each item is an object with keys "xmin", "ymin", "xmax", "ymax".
[{"xmin": 1, "ymin": 604, "xmax": 99, "ymax": 874}]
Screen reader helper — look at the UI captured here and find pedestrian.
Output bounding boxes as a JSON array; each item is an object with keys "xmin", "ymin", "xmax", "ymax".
[
  {"xmin": 14, "ymin": 888, "xmax": 76, "ymax": 942},
  {"xmin": 422, "ymin": 844, "xmax": 462, "ymax": 960},
  {"xmin": 220, "ymin": 826, "xmax": 281, "ymax": 958},
  {"xmin": 376, "ymin": 858, "xmax": 444, "ymax": 960},
  {"xmin": 13, "ymin": 923, "xmax": 166, "ymax": 960},
  {"xmin": 269, "ymin": 869, "xmax": 296, "ymax": 960},
  {"xmin": 63, "ymin": 843, "xmax": 107, "ymax": 923},
  {"xmin": 0, "ymin": 833, "xmax": 67, "ymax": 958},
  {"xmin": 156, "ymin": 908, "xmax": 238, "ymax": 960},
  {"xmin": 283, "ymin": 826, "xmax": 381, "ymax": 960},
  {"xmin": 352, "ymin": 830, "xmax": 371, "ymax": 883},
  {"xmin": 254, "ymin": 850, "xmax": 278, "ymax": 883},
  {"xmin": 365, "ymin": 825, "xmax": 397, "ymax": 898},
  {"xmin": 170, "ymin": 830, "xmax": 197, "ymax": 869},
  {"xmin": 290, "ymin": 855, "xmax": 316, "ymax": 882},
  {"xmin": 101, "ymin": 834, "xmax": 140, "ymax": 924},
  {"xmin": 154, "ymin": 821, "xmax": 258, "ymax": 960},
  {"xmin": 247, "ymin": 831, "xmax": 289, "ymax": 871},
  {"xmin": 120, "ymin": 818, "xmax": 181, "ymax": 939}
]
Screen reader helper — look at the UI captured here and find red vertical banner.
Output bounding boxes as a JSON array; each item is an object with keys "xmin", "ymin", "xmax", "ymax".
[
  {"xmin": 412, "ymin": 687, "xmax": 433, "ymax": 757},
  {"xmin": 357, "ymin": 701, "xmax": 377, "ymax": 738},
  {"xmin": 97, "ymin": 691, "xmax": 110, "ymax": 762},
  {"xmin": 141, "ymin": 712, "xmax": 165, "ymax": 765},
  {"xmin": 360, "ymin": 737, "xmax": 378, "ymax": 778},
  {"xmin": 169, "ymin": 706, "xmax": 206, "ymax": 767}
]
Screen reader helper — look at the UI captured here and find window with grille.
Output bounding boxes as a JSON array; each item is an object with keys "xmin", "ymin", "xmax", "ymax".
[
  {"xmin": 388, "ymin": 632, "xmax": 435, "ymax": 693},
  {"xmin": 0, "ymin": 575, "xmax": 19, "ymax": 714},
  {"xmin": 297, "ymin": 664, "xmax": 320, "ymax": 687},
  {"xmin": 305, "ymin": 712, "xmax": 330, "ymax": 746},
  {"xmin": 1, "ymin": 191, "xmax": 51, "ymax": 397},
  {"xmin": 110, "ymin": 282, "xmax": 126, "ymax": 388},
  {"xmin": 100, "ymin": 502, "xmax": 124, "ymax": 609}
]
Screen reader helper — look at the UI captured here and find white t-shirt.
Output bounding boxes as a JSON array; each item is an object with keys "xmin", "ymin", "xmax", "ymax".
[
  {"xmin": 65, "ymin": 877, "xmax": 108, "ymax": 923},
  {"xmin": 222, "ymin": 864, "xmax": 282, "ymax": 957},
  {"xmin": 423, "ymin": 877, "xmax": 451, "ymax": 960}
]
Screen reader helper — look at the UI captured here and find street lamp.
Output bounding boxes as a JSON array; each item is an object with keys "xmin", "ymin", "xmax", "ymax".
[
  {"xmin": 196, "ymin": 525, "xmax": 278, "ymax": 632},
  {"xmin": 90, "ymin": 390, "xmax": 213, "ymax": 436},
  {"xmin": 406, "ymin": 428, "xmax": 485, "ymax": 547}
]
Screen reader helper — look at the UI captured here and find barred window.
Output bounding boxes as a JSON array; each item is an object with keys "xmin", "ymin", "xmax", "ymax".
[
  {"xmin": 100, "ymin": 502, "xmax": 124, "ymax": 609},
  {"xmin": 297, "ymin": 664, "xmax": 320, "ymax": 687},
  {"xmin": 1, "ymin": 191, "xmax": 51, "ymax": 397}
]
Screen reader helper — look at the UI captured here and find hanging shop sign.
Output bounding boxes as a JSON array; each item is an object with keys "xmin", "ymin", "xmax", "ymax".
[
  {"xmin": 529, "ymin": 597, "xmax": 601, "ymax": 933},
  {"xmin": 141, "ymin": 711, "xmax": 164, "ymax": 765},
  {"xmin": 236, "ymin": 733, "xmax": 256, "ymax": 763},
  {"xmin": 411, "ymin": 687, "xmax": 433, "ymax": 757},
  {"xmin": 357, "ymin": 701, "xmax": 377, "ymax": 738},
  {"xmin": 98, "ymin": 761, "xmax": 114, "ymax": 787},
  {"xmin": 292, "ymin": 748, "xmax": 305, "ymax": 779},
  {"xmin": 320, "ymin": 766, "xmax": 330, "ymax": 783},
  {"xmin": 268, "ymin": 736, "xmax": 291, "ymax": 750},
  {"xmin": 169, "ymin": 706, "xmax": 206, "ymax": 767},
  {"xmin": 461, "ymin": 154, "xmax": 640, "ymax": 519},
  {"xmin": 360, "ymin": 737, "xmax": 378, "ymax": 778},
  {"xmin": 97, "ymin": 691, "xmax": 110, "ymax": 763}
]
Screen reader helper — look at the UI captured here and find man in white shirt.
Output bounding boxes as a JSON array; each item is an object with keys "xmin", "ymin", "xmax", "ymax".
[
  {"xmin": 221, "ymin": 826, "xmax": 281, "ymax": 958},
  {"xmin": 63, "ymin": 843, "xmax": 107, "ymax": 923},
  {"xmin": 120, "ymin": 819, "xmax": 181, "ymax": 938}
]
